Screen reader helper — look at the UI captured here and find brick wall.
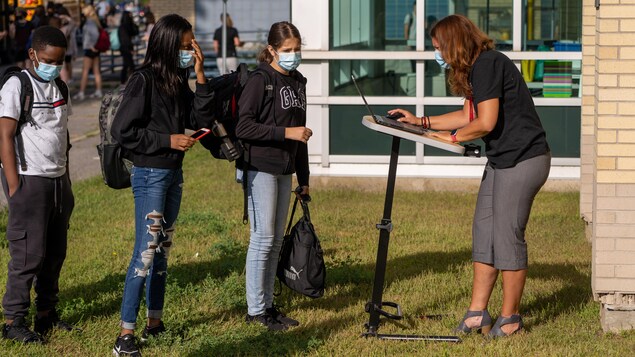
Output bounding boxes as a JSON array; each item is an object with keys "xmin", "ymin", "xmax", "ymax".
[
  {"xmin": 148, "ymin": 0, "xmax": 196, "ymax": 28},
  {"xmin": 581, "ymin": 0, "xmax": 596, "ymax": 233},
  {"xmin": 586, "ymin": 0, "xmax": 635, "ymax": 300}
]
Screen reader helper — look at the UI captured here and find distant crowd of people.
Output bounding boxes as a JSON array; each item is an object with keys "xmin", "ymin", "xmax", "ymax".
[{"xmin": 0, "ymin": 1, "xmax": 155, "ymax": 99}]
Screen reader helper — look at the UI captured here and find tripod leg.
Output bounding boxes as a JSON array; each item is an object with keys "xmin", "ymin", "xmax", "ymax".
[{"xmin": 366, "ymin": 136, "xmax": 400, "ymax": 334}]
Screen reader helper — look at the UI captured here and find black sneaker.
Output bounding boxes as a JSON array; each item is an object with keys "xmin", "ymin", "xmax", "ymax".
[
  {"xmin": 2, "ymin": 316, "xmax": 44, "ymax": 344},
  {"xmin": 266, "ymin": 306, "xmax": 300, "ymax": 327},
  {"xmin": 113, "ymin": 333, "xmax": 141, "ymax": 356},
  {"xmin": 34, "ymin": 310, "xmax": 82, "ymax": 335},
  {"xmin": 140, "ymin": 321, "xmax": 165, "ymax": 342},
  {"xmin": 245, "ymin": 313, "xmax": 287, "ymax": 331}
]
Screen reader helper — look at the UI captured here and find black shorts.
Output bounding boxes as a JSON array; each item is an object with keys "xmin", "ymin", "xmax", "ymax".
[
  {"xmin": 64, "ymin": 55, "xmax": 73, "ymax": 63},
  {"xmin": 84, "ymin": 49, "xmax": 100, "ymax": 59}
]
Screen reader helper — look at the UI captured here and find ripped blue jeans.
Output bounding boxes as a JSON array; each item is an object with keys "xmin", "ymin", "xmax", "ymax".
[{"xmin": 120, "ymin": 166, "xmax": 183, "ymax": 330}]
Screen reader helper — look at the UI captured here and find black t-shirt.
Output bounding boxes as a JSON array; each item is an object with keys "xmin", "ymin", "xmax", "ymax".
[
  {"xmin": 470, "ymin": 50, "xmax": 550, "ymax": 169},
  {"xmin": 213, "ymin": 26, "xmax": 239, "ymax": 57}
]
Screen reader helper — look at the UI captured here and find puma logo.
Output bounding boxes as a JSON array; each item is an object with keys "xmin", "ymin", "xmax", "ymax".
[{"xmin": 284, "ymin": 266, "xmax": 303, "ymax": 281}]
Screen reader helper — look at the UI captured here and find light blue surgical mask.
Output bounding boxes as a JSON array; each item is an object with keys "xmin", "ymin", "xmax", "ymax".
[
  {"xmin": 434, "ymin": 50, "xmax": 450, "ymax": 69},
  {"xmin": 275, "ymin": 50, "xmax": 301, "ymax": 72},
  {"xmin": 34, "ymin": 52, "xmax": 62, "ymax": 82},
  {"xmin": 178, "ymin": 50, "xmax": 195, "ymax": 68}
]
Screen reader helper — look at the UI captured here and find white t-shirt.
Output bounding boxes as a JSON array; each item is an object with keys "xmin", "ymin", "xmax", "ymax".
[
  {"xmin": 404, "ymin": 12, "xmax": 416, "ymax": 47},
  {"xmin": 0, "ymin": 70, "xmax": 72, "ymax": 178}
]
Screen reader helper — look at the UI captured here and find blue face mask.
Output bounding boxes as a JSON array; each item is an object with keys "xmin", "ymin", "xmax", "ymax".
[
  {"xmin": 435, "ymin": 50, "xmax": 450, "ymax": 69},
  {"xmin": 275, "ymin": 50, "xmax": 301, "ymax": 72},
  {"xmin": 34, "ymin": 52, "xmax": 62, "ymax": 82},
  {"xmin": 178, "ymin": 50, "xmax": 195, "ymax": 68}
]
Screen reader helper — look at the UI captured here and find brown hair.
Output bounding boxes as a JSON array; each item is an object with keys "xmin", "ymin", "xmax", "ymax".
[
  {"xmin": 257, "ymin": 21, "xmax": 301, "ymax": 63},
  {"xmin": 220, "ymin": 13, "xmax": 233, "ymax": 28},
  {"xmin": 430, "ymin": 14, "xmax": 494, "ymax": 97}
]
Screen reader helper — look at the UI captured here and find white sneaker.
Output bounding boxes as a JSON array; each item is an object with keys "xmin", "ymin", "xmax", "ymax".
[
  {"xmin": 73, "ymin": 92, "xmax": 85, "ymax": 101},
  {"xmin": 89, "ymin": 90, "xmax": 103, "ymax": 99}
]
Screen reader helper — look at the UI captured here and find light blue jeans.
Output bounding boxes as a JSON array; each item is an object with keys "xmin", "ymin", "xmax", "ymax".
[
  {"xmin": 240, "ymin": 169, "xmax": 292, "ymax": 316},
  {"xmin": 120, "ymin": 166, "xmax": 183, "ymax": 330}
]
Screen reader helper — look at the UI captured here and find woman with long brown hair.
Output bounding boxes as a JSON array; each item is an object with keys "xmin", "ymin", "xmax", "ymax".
[{"xmin": 390, "ymin": 14, "xmax": 551, "ymax": 337}]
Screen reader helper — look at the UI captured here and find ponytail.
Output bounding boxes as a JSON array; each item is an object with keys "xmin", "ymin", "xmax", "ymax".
[{"xmin": 258, "ymin": 47, "xmax": 274, "ymax": 63}]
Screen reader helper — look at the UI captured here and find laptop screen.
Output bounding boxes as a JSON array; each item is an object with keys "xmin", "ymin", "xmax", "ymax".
[{"xmin": 351, "ymin": 74, "xmax": 377, "ymax": 118}]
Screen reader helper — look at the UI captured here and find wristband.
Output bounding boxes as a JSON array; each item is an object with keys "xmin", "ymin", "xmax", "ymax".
[
  {"xmin": 450, "ymin": 129, "xmax": 458, "ymax": 143},
  {"xmin": 425, "ymin": 115, "xmax": 431, "ymax": 129}
]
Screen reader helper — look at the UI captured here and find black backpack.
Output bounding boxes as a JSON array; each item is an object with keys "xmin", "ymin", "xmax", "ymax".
[
  {"xmin": 199, "ymin": 63, "xmax": 273, "ymax": 161},
  {"xmin": 277, "ymin": 197, "xmax": 326, "ymax": 299},
  {"xmin": 0, "ymin": 66, "xmax": 69, "ymax": 171},
  {"xmin": 96, "ymin": 69, "xmax": 151, "ymax": 189}
]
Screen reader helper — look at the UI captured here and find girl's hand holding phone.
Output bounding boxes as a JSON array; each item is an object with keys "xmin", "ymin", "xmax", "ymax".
[
  {"xmin": 190, "ymin": 128, "xmax": 211, "ymax": 141},
  {"xmin": 170, "ymin": 134, "xmax": 197, "ymax": 152}
]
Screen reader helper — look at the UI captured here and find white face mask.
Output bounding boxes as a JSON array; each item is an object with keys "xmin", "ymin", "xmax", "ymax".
[
  {"xmin": 178, "ymin": 50, "xmax": 195, "ymax": 68},
  {"xmin": 34, "ymin": 51, "xmax": 63, "ymax": 81},
  {"xmin": 435, "ymin": 50, "xmax": 450, "ymax": 69},
  {"xmin": 274, "ymin": 50, "xmax": 302, "ymax": 71}
]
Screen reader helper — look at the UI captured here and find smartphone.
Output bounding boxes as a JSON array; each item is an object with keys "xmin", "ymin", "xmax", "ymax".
[{"xmin": 190, "ymin": 128, "xmax": 211, "ymax": 141}]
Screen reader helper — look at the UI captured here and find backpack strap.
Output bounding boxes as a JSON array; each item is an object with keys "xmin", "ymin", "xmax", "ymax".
[
  {"xmin": 285, "ymin": 197, "xmax": 299, "ymax": 235},
  {"xmin": 53, "ymin": 77, "xmax": 72, "ymax": 161},
  {"xmin": 250, "ymin": 68, "xmax": 274, "ymax": 121},
  {"xmin": 54, "ymin": 77, "xmax": 69, "ymax": 105},
  {"xmin": 14, "ymin": 71, "xmax": 34, "ymax": 172}
]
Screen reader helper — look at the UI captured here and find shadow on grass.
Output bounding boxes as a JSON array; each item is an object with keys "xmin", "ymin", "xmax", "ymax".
[
  {"xmin": 180, "ymin": 249, "xmax": 473, "ymax": 356},
  {"xmin": 523, "ymin": 262, "xmax": 592, "ymax": 328},
  {"xmin": 56, "ymin": 242, "xmax": 591, "ymax": 354},
  {"xmin": 184, "ymin": 314, "xmax": 350, "ymax": 357},
  {"xmin": 298, "ymin": 248, "xmax": 473, "ymax": 311},
  {"xmin": 59, "ymin": 245, "xmax": 247, "ymax": 323}
]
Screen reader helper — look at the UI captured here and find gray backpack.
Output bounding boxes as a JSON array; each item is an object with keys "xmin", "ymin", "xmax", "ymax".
[{"xmin": 96, "ymin": 69, "xmax": 150, "ymax": 189}]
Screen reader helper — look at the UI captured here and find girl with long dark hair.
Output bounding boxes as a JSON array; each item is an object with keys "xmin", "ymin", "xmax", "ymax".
[
  {"xmin": 390, "ymin": 14, "xmax": 551, "ymax": 338},
  {"xmin": 236, "ymin": 21, "xmax": 312, "ymax": 331},
  {"xmin": 110, "ymin": 14, "xmax": 213, "ymax": 356}
]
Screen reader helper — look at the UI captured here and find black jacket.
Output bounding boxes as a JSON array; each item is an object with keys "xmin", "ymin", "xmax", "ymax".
[
  {"xmin": 111, "ymin": 68, "xmax": 214, "ymax": 169},
  {"xmin": 118, "ymin": 20, "xmax": 139, "ymax": 52},
  {"xmin": 235, "ymin": 63, "xmax": 309, "ymax": 186}
]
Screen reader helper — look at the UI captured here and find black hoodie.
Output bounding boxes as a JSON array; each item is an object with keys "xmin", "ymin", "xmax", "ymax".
[
  {"xmin": 235, "ymin": 63, "xmax": 309, "ymax": 186},
  {"xmin": 111, "ymin": 68, "xmax": 214, "ymax": 169}
]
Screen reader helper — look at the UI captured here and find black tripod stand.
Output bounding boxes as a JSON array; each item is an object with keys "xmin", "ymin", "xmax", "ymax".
[{"xmin": 362, "ymin": 136, "xmax": 461, "ymax": 342}]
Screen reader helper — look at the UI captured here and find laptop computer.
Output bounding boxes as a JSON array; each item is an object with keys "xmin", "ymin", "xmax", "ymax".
[{"xmin": 351, "ymin": 74, "xmax": 427, "ymax": 135}]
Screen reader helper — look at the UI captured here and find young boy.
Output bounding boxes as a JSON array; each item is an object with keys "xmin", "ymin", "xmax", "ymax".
[{"xmin": 0, "ymin": 26, "xmax": 78, "ymax": 343}]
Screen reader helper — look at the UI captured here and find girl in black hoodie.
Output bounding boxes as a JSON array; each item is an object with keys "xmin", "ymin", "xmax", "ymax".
[
  {"xmin": 236, "ymin": 21, "xmax": 312, "ymax": 331},
  {"xmin": 111, "ymin": 14, "xmax": 213, "ymax": 356}
]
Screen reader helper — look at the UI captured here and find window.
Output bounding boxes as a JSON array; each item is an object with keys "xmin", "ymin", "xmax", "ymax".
[
  {"xmin": 330, "ymin": 60, "xmax": 415, "ymax": 97},
  {"xmin": 329, "ymin": 105, "xmax": 417, "ymax": 155}
]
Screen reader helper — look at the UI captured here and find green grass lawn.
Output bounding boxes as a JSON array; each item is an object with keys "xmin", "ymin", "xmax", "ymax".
[{"xmin": 1, "ymin": 145, "xmax": 633, "ymax": 356}]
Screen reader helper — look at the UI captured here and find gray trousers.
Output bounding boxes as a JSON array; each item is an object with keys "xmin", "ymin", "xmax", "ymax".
[
  {"xmin": 1, "ymin": 171, "xmax": 74, "ymax": 319},
  {"xmin": 472, "ymin": 153, "xmax": 551, "ymax": 270}
]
